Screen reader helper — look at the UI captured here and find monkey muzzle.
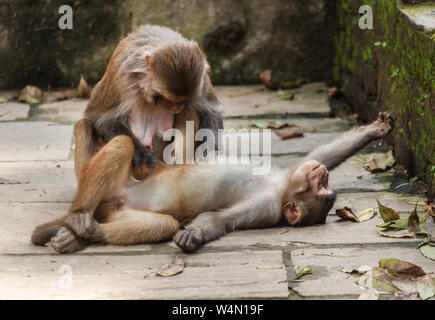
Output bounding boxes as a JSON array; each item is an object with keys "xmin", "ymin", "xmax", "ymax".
[{"xmin": 168, "ymin": 102, "xmax": 184, "ymax": 113}]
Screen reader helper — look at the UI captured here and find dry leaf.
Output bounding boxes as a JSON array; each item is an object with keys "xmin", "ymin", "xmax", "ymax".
[
  {"xmin": 419, "ymin": 244, "xmax": 435, "ymax": 261},
  {"xmin": 363, "ymin": 151, "xmax": 395, "ymax": 173},
  {"xmin": 156, "ymin": 257, "xmax": 184, "ymax": 277},
  {"xmin": 408, "ymin": 203, "xmax": 420, "ymax": 233},
  {"xmin": 341, "ymin": 265, "xmax": 372, "ymax": 275},
  {"xmin": 376, "ymin": 199, "xmax": 400, "ymax": 223},
  {"xmin": 379, "ymin": 230, "xmax": 414, "ymax": 238},
  {"xmin": 356, "ymin": 267, "xmax": 399, "ymax": 293},
  {"xmin": 77, "ymin": 74, "xmax": 91, "ymax": 98},
  {"xmin": 358, "ymin": 288, "xmax": 379, "ymax": 300},
  {"xmin": 37, "ymin": 144, "xmax": 49, "ymax": 150},
  {"xmin": 18, "ymin": 85, "xmax": 43, "ymax": 104},
  {"xmin": 336, "ymin": 207, "xmax": 359, "ymax": 222},
  {"xmin": 267, "ymin": 122, "xmax": 289, "ymax": 129},
  {"xmin": 416, "ymin": 274, "xmax": 435, "ymax": 300},
  {"xmin": 378, "ymin": 258, "xmax": 425, "ymax": 279},
  {"xmin": 259, "ymin": 69, "xmax": 278, "ymax": 90},
  {"xmin": 327, "ymin": 86, "xmax": 342, "ymax": 100},
  {"xmin": 275, "ymin": 130, "xmax": 304, "ymax": 140}
]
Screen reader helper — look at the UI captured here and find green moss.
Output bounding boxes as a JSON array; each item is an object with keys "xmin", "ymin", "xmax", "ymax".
[{"xmin": 334, "ymin": 0, "xmax": 435, "ymax": 193}]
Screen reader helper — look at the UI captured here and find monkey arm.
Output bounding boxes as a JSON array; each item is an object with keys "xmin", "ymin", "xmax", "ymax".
[
  {"xmin": 304, "ymin": 112, "xmax": 393, "ymax": 170},
  {"xmin": 174, "ymin": 192, "xmax": 282, "ymax": 251}
]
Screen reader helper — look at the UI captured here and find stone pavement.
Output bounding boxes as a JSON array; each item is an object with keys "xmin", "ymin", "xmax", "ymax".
[{"xmin": 0, "ymin": 83, "xmax": 433, "ymax": 299}]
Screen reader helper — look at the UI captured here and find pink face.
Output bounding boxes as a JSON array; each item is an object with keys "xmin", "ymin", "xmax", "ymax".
[
  {"xmin": 154, "ymin": 94, "xmax": 187, "ymax": 114},
  {"xmin": 283, "ymin": 160, "xmax": 337, "ymax": 226}
]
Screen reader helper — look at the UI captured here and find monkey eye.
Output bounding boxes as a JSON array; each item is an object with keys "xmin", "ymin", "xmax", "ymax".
[{"xmin": 153, "ymin": 94, "xmax": 164, "ymax": 105}]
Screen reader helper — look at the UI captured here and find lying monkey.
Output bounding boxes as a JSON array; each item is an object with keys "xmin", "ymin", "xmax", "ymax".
[{"xmin": 31, "ymin": 113, "xmax": 393, "ymax": 253}]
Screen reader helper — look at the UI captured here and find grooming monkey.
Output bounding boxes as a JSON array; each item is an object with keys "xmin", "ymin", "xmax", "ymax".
[
  {"xmin": 32, "ymin": 113, "xmax": 393, "ymax": 253},
  {"xmin": 73, "ymin": 25, "xmax": 223, "ymax": 181}
]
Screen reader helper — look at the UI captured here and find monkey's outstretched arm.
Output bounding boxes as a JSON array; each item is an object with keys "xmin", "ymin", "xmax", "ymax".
[
  {"xmin": 305, "ymin": 112, "xmax": 393, "ymax": 170},
  {"xmin": 174, "ymin": 192, "xmax": 282, "ymax": 251}
]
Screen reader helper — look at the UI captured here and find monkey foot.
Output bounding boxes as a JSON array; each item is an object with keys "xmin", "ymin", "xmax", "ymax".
[
  {"xmin": 50, "ymin": 227, "xmax": 87, "ymax": 254},
  {"xmin": 368, "ymin": 111, "xmax": 394, "ymax": 138},
  {"xmin": 173, "ymin": 227, "xmax": 203, "ymax": 251},
  {"xmin": 65, "ymin": 213, "xmax": 97, "ymax": 239}
]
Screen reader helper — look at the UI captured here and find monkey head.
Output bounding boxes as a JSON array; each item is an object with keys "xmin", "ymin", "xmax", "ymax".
[
  {"xmin": 283, "ymin": 160, "xmax": 337, "ymax": 226},
  {"xmin": 145, "ymin": 41, "xmax": 207, "ymax": 114}
]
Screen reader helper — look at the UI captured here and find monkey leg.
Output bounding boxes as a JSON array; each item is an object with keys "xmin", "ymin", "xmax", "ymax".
[
  {"xmin": 73, "ymin": 119, "xmax": 100, "ymax": 181},
  {"xmin": 31, "ymin": 135, "xmax": 135, "ymax": 247},
  {"xmin": 90, "ymin": 208, "xmax": 180, "ymax": 245}
]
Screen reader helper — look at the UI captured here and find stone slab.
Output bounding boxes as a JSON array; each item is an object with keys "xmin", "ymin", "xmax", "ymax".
[
  {"xmin": 224, "ymin": 117, "xmax": 353, "ymax": 133},
  {"xmin": 0, "ymin": 121, "xmax": 73, "ymax": 161},
  {"xmin": 0, "ymin": 250, "xmax": 287, "ymax": 299},
  {"xmin": 0, "ymin": 161, "xmax": 76, "ymax": 203},
  {"xmin": 37, "ymin": 99, "xmax": 87, "ymax": 123},
  {"xmin": 291, "ymin": 246, "xmax": 435, "ymax": 297},
  {"xmin": 216, "ymin": 83, "xmax": 330, "ymax": 118},
  {"xmin": 0, "ymin": 102, "xmax": 29, "ymax": 121},
  {"xmin": 0, "ymin": 202, "xmax": 155, "ymax": 255},
  {"xmin": 221, "ymin": 131, "xmax": 341, "ymax": 156}
]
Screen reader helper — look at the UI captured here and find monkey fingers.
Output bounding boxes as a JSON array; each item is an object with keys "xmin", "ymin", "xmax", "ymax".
[
  {"xmin": 132, "ymin": 142, "xmax": 158, "ymax": 169},
  {"xmin": 173, "ymin": 227, "xmax": 203, "ymax": 251},
  {"xmin": 367, "ymin": 112, "xmax": 394, "ymax": 138},
  {"xmin": 65, "ymin": 213, "xmax": 97, "ymax": 239},
  {"xmin": 50, "ymin": 227, "xmax": 87, "ymax": 254}
]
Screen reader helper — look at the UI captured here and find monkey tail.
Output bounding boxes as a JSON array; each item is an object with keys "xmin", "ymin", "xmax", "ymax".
[{"xmin": 31, "ymin": 217, "xmax": 66, "ymax": 246}]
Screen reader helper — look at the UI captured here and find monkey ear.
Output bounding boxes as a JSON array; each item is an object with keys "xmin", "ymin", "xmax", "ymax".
[
  {"xmin": 282, "ymin": 202, "xmax": 304, "ymax": 226},
  {"xmin": 145, "ymin": 55, "xmax": 153, "ymax": 68}
]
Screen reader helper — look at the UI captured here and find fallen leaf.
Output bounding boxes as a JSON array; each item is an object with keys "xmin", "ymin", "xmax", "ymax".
[
  {"xmin": 363, "ymin": 151, "xmax": 395, "ymax": 173},
  {"xmin": 156, "ymin": 257, "xmax": 184, "ymax": 277},
  {"xmin": 294, "ymin": 265, "xmax": 312, "ymax": 279},
  {"xmin": 336, "ymin": 207, "xmax": 376, "ymax": 223},
  {"xmin": 419, "ymin": 244, "xmax": 435, "ymax": 261},
  {"xmin": 256, "ymin": 265, "xmax": 283, "ymax": 269},
  {"xmin": 341, "ymin": 265, "xmax": 372, "ymax": 275},
  {"xmin": 378, "ymin": 258, "xmax": 425, "ymax": 279},
  {"xmin": 280, "ymin": 79, "xmax": 305, "ymax": 89},
  {"xmin": 408, "ymin": 203, "xmax": 420, "ymax": 233},
  {"xmin": 356, "ymin": 267, "xmax": 399, "ymax": 293},
  {"xmin": 327, "ymin": 86, "xmax": 342, "ymax": 100},
  {"xmin": 37, "ymin": 144, "xmax": 49, "ymax": 150},
  {"xmin": 77, "ymin": 74, "xmax": 91, "ymax": 98},
  {"xmin": 376, "ymin": 199, "xmax": 400, "ymax": 223},
  {"xmin": 53, "ymin": 89, "xmax": 77, "ymax": 100},
  {"xmin": 18, "ymin": 85, "xmax": 43, "ymax": 104},
  {"xmin": 277, "ymin": 90, "xmax": 294, "ymax": 101},
  {"xmin": 379, "ymin": 230, "xmax": 415, "ymax": 238},
  {"xmin": 376, "ymin": 218, "xmax": 408, "ymax": 230},
  {"xmin": 259, "ymin": 69, "xmax": 278, "ymax": 90},
  {"xmin": 358, "ymin": 288, "xmax": 379, "ymax": 300},
  {"xmin": 395, "ymin": 292, "xmax": 419, "ymax": 300},
  {"xmin": 0, "ymin": 97, "xmax": 7, "ymax": 103},
  {"xmin": 336, "ymin": 207, "xmax": 359, "ymax": 222},
  {"xmin": 416, "ymin": 274, "xmax": 435, "ymax": 300},
  {"xmin": 275, "ymin": 130, "xmax": 304, "ymax": 140},
  {"xmin": 266, "ymin": 122, "xmax": 289, "ymax": 129}
]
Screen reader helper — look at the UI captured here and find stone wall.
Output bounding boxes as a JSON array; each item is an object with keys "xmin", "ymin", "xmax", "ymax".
[
  {"xmin": 0, "ymin": 0, "xmax": 334, "ymax": 88},
  {"xmin": 333, "ymin": 0, "xmax": 435, "ymax": 195}
]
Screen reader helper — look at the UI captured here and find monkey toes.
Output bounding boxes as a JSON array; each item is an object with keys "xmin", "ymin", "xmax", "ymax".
[
  {"xmin": 65, "ymin": 213, "xmax": 97, "ymax": 239},
  {"xmin": 173, "ymin": 227, "xmax": 203, "ymax": 251},
  {"xmin": 50, "ymin": 227, "xmax": 87, "ymax": 254}
]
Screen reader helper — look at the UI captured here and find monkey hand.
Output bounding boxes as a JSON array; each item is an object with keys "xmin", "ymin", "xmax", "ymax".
[
  {"xmin": 173, "ymin": 227, "xmax": 203, "ymax": 251},
  {"xmin": 132, "ymin": 143, "xmax": 158, "ymax": 169},
  {"xmin": 65, "ymin": 213, "xmax": 97, "ymax": 239},
  {"xmin": 367, "ymin": 111, "xmax": 394, "ymax": 138},
  {"xmin": 50, "ymin": 227, "xmax": 88, "ymax": 254}
]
